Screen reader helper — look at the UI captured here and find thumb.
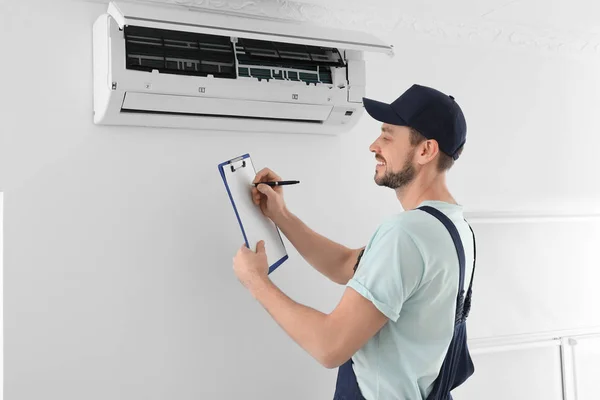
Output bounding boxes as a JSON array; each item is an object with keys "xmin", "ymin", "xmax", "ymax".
[
  {"xmin": 256, "ymin": 183, "xmax": 276, "ymax": 197},
  {"xmin": 256, "ymin": 240, "xmax": 266, "ymax": 254}
]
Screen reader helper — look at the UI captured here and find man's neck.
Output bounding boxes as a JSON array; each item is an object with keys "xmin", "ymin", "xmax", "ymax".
[{"xmin": 396, "ymin": 172, "xmax": 457, "ymax": 211}]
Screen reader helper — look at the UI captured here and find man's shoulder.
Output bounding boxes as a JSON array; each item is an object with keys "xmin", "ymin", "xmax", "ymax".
[
  {"xmin": 373, "ymin": 205, "xmax": 463, "ymax": 252},
  {"xmin": 377, "ymin": 208, "xmax": 437, "ymax": 236},
  {"xmin": 385, "ymin": 203, "xmax": 466, "ymax": 231},
  {"xmin": 365, "ymin": 212, "xmax": 429, "ymax": 255}
]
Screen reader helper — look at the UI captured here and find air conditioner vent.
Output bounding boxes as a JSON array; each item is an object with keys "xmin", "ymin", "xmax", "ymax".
[
  {"xmin": 235, "ymin": 38, "xmax": 344, "ymax": 84},
  {"xmin": 124, "ymin": 25, "xmax": 237, "ymax": 78},
  {"xmin": 122, "ymin": 25, "xmax": 345, "ymax": 85}
]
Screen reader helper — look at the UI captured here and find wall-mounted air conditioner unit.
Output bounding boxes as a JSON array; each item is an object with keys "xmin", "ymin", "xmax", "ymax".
[{"xmin": 92, "ymin": 1, "xmax": 393, "ymax": 134}]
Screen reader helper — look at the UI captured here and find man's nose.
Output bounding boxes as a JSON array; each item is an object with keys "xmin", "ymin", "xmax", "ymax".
[{"xmin": 369, "ymin": 141, "xmax": 379, "ymax": 153}]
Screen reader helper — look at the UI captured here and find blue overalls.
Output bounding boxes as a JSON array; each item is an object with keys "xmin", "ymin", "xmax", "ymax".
[{"xmin": 333, "ymin": 206, "xmax": 477, "ymax": 400}]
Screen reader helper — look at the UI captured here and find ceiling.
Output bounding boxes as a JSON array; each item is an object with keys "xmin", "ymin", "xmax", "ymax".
[
  {"xmin": 118, "ymin": 0, "xmax": 600, "ymax": 33},
  {"xmin": 85, "ymin": 0, "xmax": 600, "ymax": 32},
  {"xmin": 294, "ymin": 0, "xmax": 600, "ymax": 34},
  {"xmin": 85, "ymin": 0, "xmax": 600, "ymax": 55}
]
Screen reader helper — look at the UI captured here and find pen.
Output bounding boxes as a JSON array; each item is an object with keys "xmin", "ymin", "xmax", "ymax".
[{"xmin": 254, "ymin": 180, "xmax": 300, "ymax": 187}]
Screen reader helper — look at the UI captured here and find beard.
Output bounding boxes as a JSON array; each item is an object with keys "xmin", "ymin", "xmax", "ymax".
[{"xmin": 375, "ymin": 154, "xmax": 417, "ymax": 190}]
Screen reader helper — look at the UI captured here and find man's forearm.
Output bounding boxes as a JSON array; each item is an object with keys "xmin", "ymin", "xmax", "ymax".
[
  {"xmin": 274, "ymin": 209, "xmax": 360, "ymax": 284},
  {"xmin": 249, "ymin": 278, "xmax": 337, "ymax": 368}
]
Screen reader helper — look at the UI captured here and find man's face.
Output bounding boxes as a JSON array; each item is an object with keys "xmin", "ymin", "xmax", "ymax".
[{"xmin": 369, "ymin": 124, "xmax": 418, "ymax": 189}]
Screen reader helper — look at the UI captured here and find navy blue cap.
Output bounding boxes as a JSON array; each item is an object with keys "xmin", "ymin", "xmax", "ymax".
[{"xmin": 363, "ymin": 84, "xmax": 467, "ymax": 160}]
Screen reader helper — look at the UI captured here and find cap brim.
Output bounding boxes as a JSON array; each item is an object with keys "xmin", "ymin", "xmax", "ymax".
[{"xmin": 362, "ymin": 97, "xmax": 408, "ymax": 126}]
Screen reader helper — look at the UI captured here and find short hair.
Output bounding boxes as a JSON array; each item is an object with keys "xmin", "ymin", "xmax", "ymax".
[{"xmin": 409, "ymin": 128, "xmax": 464, "ymax": 172}]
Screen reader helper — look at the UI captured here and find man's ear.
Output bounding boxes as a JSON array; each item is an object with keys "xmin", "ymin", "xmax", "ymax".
[{"xmin": 416, "ymin": 140, "xmax": 440, "ymax": 165}]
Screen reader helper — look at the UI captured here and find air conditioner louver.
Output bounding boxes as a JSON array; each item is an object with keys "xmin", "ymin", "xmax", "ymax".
[{"xmin": 121, "ymin": 92, "xmax": 332, "ymax": 123}]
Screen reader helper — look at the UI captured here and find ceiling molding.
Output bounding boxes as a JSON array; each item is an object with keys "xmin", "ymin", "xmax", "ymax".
[
  {"xmin": 87, "ymin": 0, "xmax": 600, "ymax": 56},
  {"xmin": 464, "ymin": 211, "xmax": 600, "ymax": 224}
]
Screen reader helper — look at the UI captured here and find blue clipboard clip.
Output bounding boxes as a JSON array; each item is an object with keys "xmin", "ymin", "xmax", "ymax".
[{"xmin": 218, "ymin": 154, "xmax": 288, "ymax": 274}]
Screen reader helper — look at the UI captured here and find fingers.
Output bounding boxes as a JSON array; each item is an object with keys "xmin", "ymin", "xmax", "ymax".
[
  {"xmin": 251, "ymin": 187, "xmax": 260, "ymax": 205},
  {"xmin": 252, "ymin": 184, "xmax": 280, "ymax": 205},
  {"xmin": 253, "ymin": 167, "xmax": 282, "ymax": 184},
  {"xmin": 239, "ymin": 241, "xmax": 265, "ymax": 253},
  {"xmin": 256, "ymin": 183, "xmax": 277, "ymax": 198},
  {"xmin": 254, "ymin": 168, "xmax": 284, "ymax": 198}
]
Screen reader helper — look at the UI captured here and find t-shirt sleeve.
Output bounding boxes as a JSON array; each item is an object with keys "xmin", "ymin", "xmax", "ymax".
[{"xmin": 346, "ymin": 223, "xmax": 423, "ymax": 322}]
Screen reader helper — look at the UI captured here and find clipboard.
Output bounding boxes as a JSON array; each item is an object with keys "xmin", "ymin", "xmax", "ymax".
[{"xmin": 218, "ymin": 153, "xmax": 288, "ymax": 274}]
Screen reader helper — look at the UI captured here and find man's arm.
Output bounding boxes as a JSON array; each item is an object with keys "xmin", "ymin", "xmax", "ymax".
[
  {"xmin": 251, "ymin": 168, "xmax": 363, "ymax": 285},
  {"xmin": 276, "ymin": 209, "xmax": 365, "ymax": 285},
  {"xmin": 248, "ymin": 278, "xmax": 388, "ymax": 368}
]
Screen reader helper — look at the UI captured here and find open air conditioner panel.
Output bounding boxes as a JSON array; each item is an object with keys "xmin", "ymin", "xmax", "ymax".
[{"xmin": 108, "ymin": 1, "xmax": 394, "ymax": 55}]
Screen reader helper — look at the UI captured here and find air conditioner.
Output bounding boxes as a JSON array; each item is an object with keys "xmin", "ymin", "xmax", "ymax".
[{"xmin": 92, "ymin": 1, "xmax": 394, "ymax": 135}]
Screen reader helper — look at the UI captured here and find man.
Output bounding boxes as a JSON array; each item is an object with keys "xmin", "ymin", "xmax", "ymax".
[{"xmin": 233, "ymin": 84, "xmax": 477, "ymax": 399}]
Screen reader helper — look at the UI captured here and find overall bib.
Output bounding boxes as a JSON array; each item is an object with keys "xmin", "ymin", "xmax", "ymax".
[{"xmin": 333, "ymin": 206, "xmax": 477, "ymax": 400}]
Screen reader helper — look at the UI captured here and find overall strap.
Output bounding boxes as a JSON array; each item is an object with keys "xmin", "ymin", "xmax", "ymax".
[
  {"xmin": 463, "ymin": 223, "xmax": 476, "ymax": 318},
  {"xmin": 418, "ymin": 206, "xmax": 466, "ymax": 295}
]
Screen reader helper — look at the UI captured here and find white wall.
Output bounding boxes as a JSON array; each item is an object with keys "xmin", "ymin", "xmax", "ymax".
[
  {"xmin": 1, "ymin": 0, "xmax": 600, "ymax": 399},
  {"xmin": 454, "ymin": 344, "xmax": 564, "ymax": 399},
  {"xmin": 573, "ymin": 336, "xmax": 600, "ymax": 400},
  {"xmin": 1, "ymin": 193, "xmax": 4, "ymax": 400}
]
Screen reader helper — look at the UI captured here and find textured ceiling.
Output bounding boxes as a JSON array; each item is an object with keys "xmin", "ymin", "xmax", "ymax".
[
  {"xmin": 97, "ymin": 0, "xmax": 600, "ymax": 32},
  {"xmin": 84, "ymin": 0, "xmax": 600, "ymax": 56},
  {"xmin": 294, "ymin": 0, "xmax": 600, "ymax": 33}
]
